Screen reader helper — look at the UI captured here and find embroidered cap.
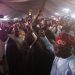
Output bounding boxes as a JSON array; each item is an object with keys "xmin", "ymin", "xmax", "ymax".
[{"xmin": 56, "ymin": 32, "xmax": 75, "ymax": 47}]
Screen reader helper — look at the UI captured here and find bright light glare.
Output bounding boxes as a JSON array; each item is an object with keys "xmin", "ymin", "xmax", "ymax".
[
  {"xmin": 54, "ymin": 13, "xmax": 60, "ymax": 16},
  {"xmin": 13, "ymin": 18, "xmax": 19, "ymax": 20},
  {"xmin": 62, "ymin": 8, "xmax": 70, "ymax": 13},
  {"xmin": 51, "ymin": 16, "xmax": 54, "ymax": 18},
  {"xmin": 29, "ymin": 11, "xmax": 32, "ymax": 16},
  {"xmin": 0, "ymin": 28, "xmax": 2, "ymax": 30},
  {"xmin": 71, "ymin": 14, "xmax": 75, "ymax": 18},
  {"xmin": 0, "ymin": 15, "xmax": 9, "ymax": 21},
  {"xmin": 0, "ymin": 18, "xmax": 9, "ymax": 21},
  {"xmin": 4, "ymin": 15, "xmax": 8, "ymax": 18},
  {"xmin": 53, "ymin": 18, "xmax": 59, "ymax": 21}
]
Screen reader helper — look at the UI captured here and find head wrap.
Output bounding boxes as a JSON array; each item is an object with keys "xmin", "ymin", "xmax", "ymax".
[{"xmin": 55, "ymin": 32, "xmax": 75, "ymax": 48}]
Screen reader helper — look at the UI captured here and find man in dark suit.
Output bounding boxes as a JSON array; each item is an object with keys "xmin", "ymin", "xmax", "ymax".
[
  {"xmin": 24, "ymin": 31, "xmax": 55, "ymax": 75},
  {"xmin": 6, "ymin": 37, "xmax": 23, "ymax": 75},
  {"xmin": 0, "ymin": 27, "xmax": 55, "ymax": 75},
  {"xmin": 0, "ymin": 29, "xmax": 23, "ymax": 75}
]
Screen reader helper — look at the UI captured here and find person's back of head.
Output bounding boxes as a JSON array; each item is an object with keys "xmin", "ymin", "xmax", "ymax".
[
  {"xmin": 54, "ymin": 32, "xmax": 75, "ymax": 58},
  {"xmin": 0, "ymin": 29, "xmax": 8, "ymax": 42}
]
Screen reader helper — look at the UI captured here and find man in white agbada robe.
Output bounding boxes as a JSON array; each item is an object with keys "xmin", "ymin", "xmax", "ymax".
[{"xmin": 41, "ymin": 32, "xmax": 75, "ymax": 75}]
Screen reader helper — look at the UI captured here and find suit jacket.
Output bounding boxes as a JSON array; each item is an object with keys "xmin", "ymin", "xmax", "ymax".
[
  {"xmin": 6, "ymin": 38, "xmax": 23, "ymax": 75},
  {"xmin": 6, "ymin": 36, "xmax": 54, "ymax": 75},
  {"xmin": 25, "ymin": 37, "xmax": 55, "ymax": 75}
]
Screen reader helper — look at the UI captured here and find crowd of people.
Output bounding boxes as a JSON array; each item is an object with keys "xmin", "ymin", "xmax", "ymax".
[{"xmin": 0, "ymin": 14, "xmax": 75, "ymax": 75}]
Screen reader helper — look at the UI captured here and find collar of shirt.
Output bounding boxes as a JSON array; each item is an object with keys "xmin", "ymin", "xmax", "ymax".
[{"xmin": 4, "ymin": 37, "xmax": 9, "ymax": 55}]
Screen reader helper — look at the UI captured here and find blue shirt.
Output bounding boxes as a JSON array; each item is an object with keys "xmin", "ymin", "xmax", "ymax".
[{"xmin": 41, "ymin": 36, "xmax": 54, "ymax": 52}]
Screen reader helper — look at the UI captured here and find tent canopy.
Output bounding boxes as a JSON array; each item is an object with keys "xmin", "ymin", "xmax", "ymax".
[{"xmin": 0, "ymin": 0, "xmax": 75, "ymax": 18}]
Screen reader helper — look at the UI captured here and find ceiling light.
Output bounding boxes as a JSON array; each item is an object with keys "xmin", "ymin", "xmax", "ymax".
[
  {"xmin": 4, "ymin": 15, "xmax": 8, "ymax": 18},
  {"xmin": 62, "ymin": 8, "xmax": 70, "ymax": 13},
  {"xmin": 13, "ymin": 18, "xmax": 19, "ymax": 20},
  {"xmin": 54, "ymin": 12, "xmax": 60, "ymax": 16},
  {"xmin": 71, "ymin": 14, "xmax": 75, "ymax": 19}
]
